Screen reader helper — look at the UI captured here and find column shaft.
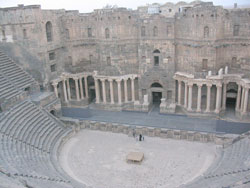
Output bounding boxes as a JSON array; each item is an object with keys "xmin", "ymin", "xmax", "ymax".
[
  {"xmin": 84, "ymin": 76, "xmax": 89, "ymax": 98},
  {"xmin": 124, "ymin": 79, "xmax": 128, "ymax": 103},
  {"xmin": 131, "ymin": 78, "xmax": 135, "ymax": 102},
  {"xmin": 178, "ymin": 81, "xmax": 182, "ymax": 105},
  {"xmin": 243, "ymin": 88, "xmax": 249, "ymax": 113},
  {"xmin": 215, "ymin": 85, "xmax": 222, "ymax": 113},
  {"xmin": 94, "ymin": 79, "xmax": 100, "ymax": 104},
  {"xmin": 241, "ymin": 88, "xmax": 245, "ymax": 112},
  {"xmin": 188, "ymin": 84, "xmax": 193, "ymax": 111},
  {"xmin": 66, "ymin": 79, "xmax": 71, "ymax": 100},
  {"xmin": 101, "ymin": 79, "xmax": 106, "ymax": 104},
  {"xmin": 236, "ymin": 85, "xmax": 241, "ymax": 111},
  {"xmin": 109, "ymin": 80, "xmax": 114, "ymax": 104},
  {"xmin": 117, "ymin": 80, "xmax": 122, "ymax": 104},
  {"xmin": 63, "ymin": 80, "xmax": 68, "ymax": 103},
  {"xmin": 184, "ymin": 82, "xmax": 188, "ymax": 108},
  {"xmin": 206, "ymin": 85, "xmax": 211, "ymax": 112},
  {"xmin": 197, "ymin": 85, "xmax": 202, "ymax": 112},
  {"xmin": 79, "ymin": 77, "xmax": 84, "ymax": 100},
  {"xmin": 222, "ymin": 83, "xmax": 227, "ymax": 110},
  {"xmin": 74, "ymin": 78, "xmax": 80, "ymax": 101}
]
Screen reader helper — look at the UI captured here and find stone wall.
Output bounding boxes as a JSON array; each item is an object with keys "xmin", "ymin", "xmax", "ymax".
[{"xmin": 61, "ymin": 118, "xmax": 236, "ymax": 145}]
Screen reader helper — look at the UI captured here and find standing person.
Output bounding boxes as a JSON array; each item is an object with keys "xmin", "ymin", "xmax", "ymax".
[{"xmin": 139, "ymin": 134, "xmax": 142, "ymax": 141}]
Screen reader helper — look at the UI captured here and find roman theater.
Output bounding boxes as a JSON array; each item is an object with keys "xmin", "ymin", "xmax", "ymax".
[{"xmin": 0, "ymin": 1, "xmax": 250, "ymax": 187}]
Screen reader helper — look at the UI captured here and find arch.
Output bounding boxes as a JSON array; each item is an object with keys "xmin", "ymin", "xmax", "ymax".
[
  {"xmin": 153, "ymin": 26, "xmax": 158, "ymax": 37},
  {"xmin": 153, "ymin": 49, "xmax": 160, "ymax": 54},
  {"xmin": 46, "ymin": 21, "xmax": 53, "ymax": 42},
  {"xmin": 105, "ymin": 28, "xmax": 110, "ymax": 39},
  {"xmin": 151, "ymin": 82, "xmax": 163, "ymax": 88},
  {"xmin": 204, "ymin": 26, "xmax": 209, "ymax": 38}
]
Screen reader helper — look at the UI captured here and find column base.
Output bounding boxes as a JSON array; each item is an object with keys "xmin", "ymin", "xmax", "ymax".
[
  {"xmin": 214, "ymin": 109, "xmax": 220, "ymax": 114},
  {"xmin": 196, "ymin": 109, "xmax": 201, "ymax": 113}
]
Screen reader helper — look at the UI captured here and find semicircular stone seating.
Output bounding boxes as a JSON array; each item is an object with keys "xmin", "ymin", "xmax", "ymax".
[
  {"xmin": 183, "ymin": 136, "xmax": 250, "ymax": 188},
  {"xmin": 0, "ymin": 100, "xmax": 82, "ymax": 188}
]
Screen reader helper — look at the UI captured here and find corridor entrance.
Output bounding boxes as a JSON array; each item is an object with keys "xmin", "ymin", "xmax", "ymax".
[
  {"xmin": 152, "ymin": 92, "xmax": 162, "ymax": 104},
  {"xmin": 226, "ymin": 88, "xmax": 237, "ymax": 111}
]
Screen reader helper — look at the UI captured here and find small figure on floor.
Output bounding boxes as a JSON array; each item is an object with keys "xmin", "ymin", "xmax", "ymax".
[{"xmin": 139, "ymin": 134, "xmax": 142, "ymax": 141}]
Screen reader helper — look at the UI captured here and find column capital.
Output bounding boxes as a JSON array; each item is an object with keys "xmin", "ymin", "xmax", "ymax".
[
  {"xmin": 215, "ymin": 83, "xmax": 222, "ymax": 88},
  {"xmin": 187, "ymin": 82, "xmax": 193, "ymax": 87},
  {"xmin": 108, "ymin": 78, "xmax": 113, "ymax": 82},
  {"xmin": 100, "ymin": 78, "xmax": 106, "ymax": 82},
  {"xmin": 197, "ymin": 83, "xmax": 203, "ymax": 87},
  {"xmin": 123, "ymin": 78, "xmax": 128, "ymax": 81},
  {"xmin": 52, "ymin": 82, "xmax": 58, "ymax": 86},
  {"xmin": 116, "ymin": 79, "xmax": 122, "ymax": 83},
  {"xmin": 73, "ymin": 77, "xmax": 79, "ymax": 81},
  {"xmin": 206, "ymin": 83, "xmax": 212, "ymax": 88}
]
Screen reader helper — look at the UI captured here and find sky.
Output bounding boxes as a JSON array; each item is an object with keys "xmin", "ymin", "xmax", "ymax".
[{"xmin": 0, "ymin": 0, "xmax": 249, "ymax": 13}]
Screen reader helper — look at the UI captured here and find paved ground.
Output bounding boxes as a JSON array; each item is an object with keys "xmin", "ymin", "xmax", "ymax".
[
  {"xmin": 59, "ymin": 130, "xmax": 217, "ymax": 188},
  {"xmin": 61, "ymin": 107, "xmax": 250, "ymax": 135}
]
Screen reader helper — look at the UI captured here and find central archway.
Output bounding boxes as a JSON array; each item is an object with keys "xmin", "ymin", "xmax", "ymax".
[{"xmin": 151, "ymin": 82, "xmax": 163, "ymax": 104}]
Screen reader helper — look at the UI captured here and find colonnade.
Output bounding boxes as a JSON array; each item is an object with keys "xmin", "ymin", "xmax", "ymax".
[
  {"xmin": 176, "ymin": 80, "xmax": 249, "ymax": 114},
  {"xmin": 52, "ymin": 75, "xmax": 89, "ymax": 103},
  {"xmin": 94, "ymin": 75, "xmax": 137, "ymax": 105}
]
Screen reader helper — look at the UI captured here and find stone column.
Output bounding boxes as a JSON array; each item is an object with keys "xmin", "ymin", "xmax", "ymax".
[
  {"xmin": 66, "ymin": 79, "xmax": 71, "ymax": 100},
  {"xmin": 117, "ymin": 79, "xmax": 122, "ymax": 105},
  {"xmin": 101, "ymin": 79, "xmax": 106, "ymax": 104},
  {"xmin": 184, "ymin": 82, "xmax": 188, "ymax": 108},
  {"xmin": 241, "ymin": 87, "xmax": 245, "ymax": 112},
  {"xmin": 243, "ymin": 88, "xmax": 249, "ymax": 113},
  {"xmin": 187, "ymin": 83, "xmax": 193, "ymax": 111},
  {"xmin": 52, "ymin": 83, "xmax": 58, "ymax": 98},
  {"xmin": 124, "ymin": 78, "xmax": 128, "ymax": 103},
  {"xmin": 178, "ymin": 80, "xmax": 182, "ymax": 105},
  {"xmin": 205, "ymin": 84, "xmax": 212, "ymax": 112},
  {"xmin": 79, "ymin": 77, "xmax": 84, "ymax": 100},
  {"xmin": 63, "ymin": 79, "xmax": 68, "ymax": 103},
  {"xmin": 131, "ymin": 77, "xmax": 135, "ymax": 102},
  {"xmin": 222, "ymin": 82, "xmax": 227, "ymax": 110},
  {"xmin": 84, "ymin": 76, "xmax": 89, "ymax": 98},
  {"xmin": 94, "ymin": 79, "xmax": 100, "ymax": 104},
  {"xmin": 236, "ymin": 85, "xmax": 241, "ymax": 111},
  {"xmin": 109, "ymin": 79, "xmax": 114, "ymax": 104},
  {"xmin": 74, "ymin": 78, "xmax": 80, "ymax": 101},
  {"xmin": 196, "ymin": 83, "xmax": 202, "ymax": 112},
  {"xmin": 215, "ymin": 84, "xmax": 222, "ymax": 114}
]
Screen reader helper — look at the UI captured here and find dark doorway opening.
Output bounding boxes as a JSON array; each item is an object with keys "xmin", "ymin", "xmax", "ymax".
[
  {"xmin": 90, "ymin": 88, "xmax": 96, "ymax": 102},
  {"xmin": 226, "ymin": 88, "xmax": 237, "ymax": 111},
  {"xmin": 226, "ymin": 98, "xmax": 236, "ymax": 110},
  {"xmin": 152, "ymin": 92, "xmax": 162, "ymax": 104}
]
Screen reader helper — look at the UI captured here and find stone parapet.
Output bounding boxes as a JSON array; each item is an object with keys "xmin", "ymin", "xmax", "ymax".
[{"xmin": 61, "ymin": 118, "xmax": 237, "ymax": 145}]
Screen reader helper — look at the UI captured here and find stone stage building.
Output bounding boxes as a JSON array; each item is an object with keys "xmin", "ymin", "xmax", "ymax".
[{"xmin": 0, "ymin": 1, "xmax": 250, "ymax": 120}]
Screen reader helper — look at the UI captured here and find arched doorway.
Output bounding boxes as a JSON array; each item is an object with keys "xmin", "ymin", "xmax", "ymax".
[
  {"xmin": 151, "ymin": 82, "xmax": 163, "ymax": 105},
  {"xmin": 226, "ymin": 82, "xmax": 238, "ymax": 111},
  {"xmin": 226, "ymin": 89, "xmax": 237, "ymax": 110}
]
